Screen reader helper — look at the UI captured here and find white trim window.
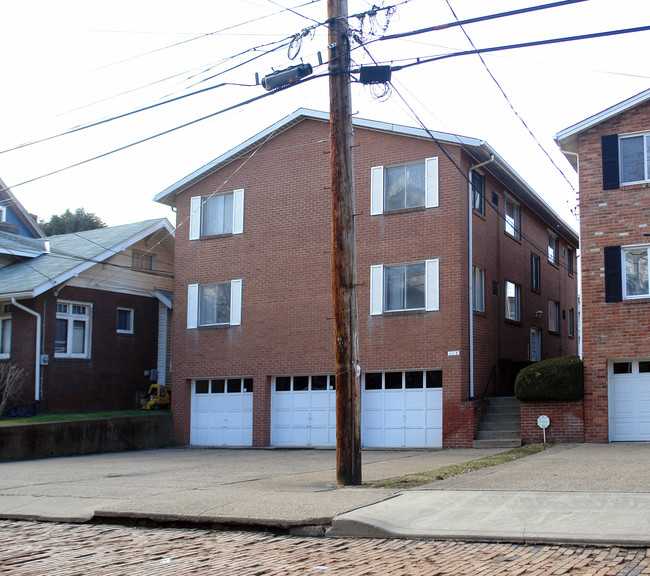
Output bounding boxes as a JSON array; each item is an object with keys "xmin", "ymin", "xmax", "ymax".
[
  {"xmin": 55, "ymin": 301, "xmax": 91, "ymax": 358},
  {"xmin": 0, "ymin": 206, "xmax": 5, "ymax": 223},
  {"xmin": 0, "ymin": 315, "xmax": 11, "ymax": 359},
  {"xmin": 370, "ymin": 259, "xmax": 439, "ymax": 315},
  {"xmin": 189, "ymin": 189, "xmax": 244, "ymax": 239},
  {"xmin": 472, "ymin": 171, "xmax": 485, "ymax": 215},
  {"xmin": 504, "ymin": 195, "xmax": 520, "ymax": 239},
  {"xmin": 116, "ymin": 308, "xmax": 134, "ymax": 334},
  {"xmin": 620, "ymin": 133, "xmax": 650, "ymax": 185},
  {"xmin": 548, "ymin": 299, "xmax": 560, "ymax": 333},
  {"xmin": 548, "ymin": 232, "xmax": 559, "ymax": 266},
  {"xmin": 568, "ymin": 307, "xmax": 575, "ymax": 338},
  {"xmin": 371, "ymin": 158, "xmax": 438, "ymax": 215},
  {"xmin": 473, "ymin": 265, "xmax": 485, "ymax": 312},
  {"xmin": 623, "ymin": 245, "xmax": 649, "ymax": 298},
  {"xmin": 187, "ymin": 279, "xmax": 242, "ymax": 328},
  {"xmin": 505, "ymin": 281, "xmax": 521, "ymax": 322}
]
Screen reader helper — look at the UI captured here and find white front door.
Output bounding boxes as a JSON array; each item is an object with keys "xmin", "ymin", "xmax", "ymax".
[
  {"xmin": 609, "ymin": 360, "xmax": 650, "ymax": 441},
  {"xmin": 190, "ymin": 378, "xmax": 253, "ymax": 446}
]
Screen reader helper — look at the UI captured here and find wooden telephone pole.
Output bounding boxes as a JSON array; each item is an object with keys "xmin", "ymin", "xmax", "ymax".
[{"xmin": 328, "ymin": 0, "xmax": 361, "ymax": 486}]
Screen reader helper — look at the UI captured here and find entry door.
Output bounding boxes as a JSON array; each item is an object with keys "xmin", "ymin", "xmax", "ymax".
[{"xmin": 530, "ymin": 327, "xmax": 541, "ymax": 361}]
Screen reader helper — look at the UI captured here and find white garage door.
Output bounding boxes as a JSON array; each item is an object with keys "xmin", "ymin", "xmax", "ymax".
[
  {"xmin": 609, "ymin": 360, "xmax": 650, "ymax": 441},
  {"xmin": 271, "ymin": 375, "xmax": 336, "ymax": 447},
  {"xmin": 362, "ymin": 370, "xmax": 443, "ymax": 448},
  {"xmin": 191, "ymin": 378, "xmax": 253, "ymax": 446}
]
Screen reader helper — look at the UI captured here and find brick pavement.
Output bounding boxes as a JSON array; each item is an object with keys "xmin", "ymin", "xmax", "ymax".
[{"xmin": 1, "ymin": 520, "xmax": 650, "ymax": 575}]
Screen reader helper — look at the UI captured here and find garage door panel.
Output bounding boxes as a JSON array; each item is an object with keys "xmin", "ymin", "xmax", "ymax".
[
  {"xmin": 309, "ymin": 410, "xmax": 331, "ymax": 427},
  {"xmin": 405, "ymin": 409, "xmax": 425, "ymax": 427},
  {"xmin": 404, "ymin": 428, "xmax": 425, "ymax": 447},
  {"xmin": 404, "ymin": 391, "xmax": 425, "ymax": 409},
  {"xmin": 363, "ymin": 392, "xmax": 385, "ymax": 409},
  {"xmin": 426, "ymin": 389, "xmax": 443, "ymax": 408},
  {"xmin": 427, "ymin": 428, "xmax": 443, "ymax": 446},
  {"xmin": 291, "ymin": 394, "xmax": 311, "ymax": 409},
  {"xmin": 383, "ymin": 410, "xmax": 404, "ymax": 427}
]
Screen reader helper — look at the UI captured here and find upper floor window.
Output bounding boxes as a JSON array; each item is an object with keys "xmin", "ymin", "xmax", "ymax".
[
  {"xmin": 370, "ymin": 158, "xmax": 438, "ymax": 215},
  {"xmin": 132, "ymin": 249, "xmax": 156, "ymax": 271},
  {"xmin": 624, "ymin": 246, "xmax": 649, "ymax": 298},
  {"xmin": 117, "ymin": 308, "xmax": 134, "ymax": 334},
  {"xmin": 504, "ymin": 195, "xmax": 520, "ymax": 239},
  {"xmin": 604, "ymin": 245, "xmax": 650, "ymax": 302},
  {"xmin": 531, "ymin": 254, "xmax": 541, "ymax": 292},
  {"xmin": 568, "ymin": 307, "xmax": 575, "ymax": 338},
  {"xmin": 189, "ymin": 189, "xmax": 244, "ymax": 240},
  {"xmin": 187, "ymin": 279, "xmax": 242, "ymax": 328},
  {"xmin": 55, "ymin": 301, "xmax": 91, "ymax": 358},
  {"xmin": 0, "ymin": 206, "xmax": 5, "ymax": 223},
  {"xmin": 620, "ymin": 133, "xmax": 650, "ymax": 185},
  {"xmin": 505, "ymin": 280, "xmax": 521, "ymax": 322},
  {"xmin": 473, "ymin": 265, "xmax": 485, "ymax": 312},
  {"xmin": 370, "ymin": 259, "xmax": 439, "ymax": 315},
  {"xmin": 548, "ymin": 233, "xmax": 559, "ymax": 266},
  {"xmin": 471, "ymin": 172, "xmax": 485, "ymax": 215},
  {"xmin": 568, "ymin": 247, "xmax": 575, "ymax": 276},
  {"xmin": 548, "ymin": 299, "xmax": 560, "ymax": 333},
  {"xmin": 0, "ymin": 314, "xmax": 11, "ymax": 359}
]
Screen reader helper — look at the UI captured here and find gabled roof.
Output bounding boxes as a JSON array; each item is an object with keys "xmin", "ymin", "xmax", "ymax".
[
  {"xmin": 0, "ymin": 218, "xmax": 175, "ymax": 300},
  {"xmin": 0, "ymin": 178, "xmax": 45, "ymax": 238},
  {"xmin": 0, "ymin": 232, "xmax": 48, "ymax": 258},
  {"xmin": 155, "ymin": 108, "xmax": 578, "ymax": 247},
  {"xmin": 555, "ymin": 88, "xmax": 650, "ymax": 169}
]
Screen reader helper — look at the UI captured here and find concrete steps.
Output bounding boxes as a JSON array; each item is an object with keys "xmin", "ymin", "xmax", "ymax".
[{"xmin": 473, "ymin": 396, "xmax": 522, "ymax": 449}]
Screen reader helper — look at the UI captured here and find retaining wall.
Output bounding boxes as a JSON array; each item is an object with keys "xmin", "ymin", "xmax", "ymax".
[{"xmin": 0, "ymin": 413, "xmax": 171, "ymax": 461}]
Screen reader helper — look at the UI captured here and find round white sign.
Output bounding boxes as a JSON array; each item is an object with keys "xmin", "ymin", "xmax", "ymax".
[{"xmin": 537, "ymin": 415, "xmax": 550, "ymax": 429}]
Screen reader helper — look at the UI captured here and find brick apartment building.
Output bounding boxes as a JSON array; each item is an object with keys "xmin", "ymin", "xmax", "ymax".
[
  {"xmin": 155, "ymin": 109, "xmax": 578, "ymax": 448},
  {"xmin": 556, "ymin": 88, "xmax": 650, "ymax": 442}
]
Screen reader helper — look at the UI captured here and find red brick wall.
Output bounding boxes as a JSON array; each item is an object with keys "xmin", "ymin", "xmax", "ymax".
[
  {"xmin": 521, "ymin": 400, "xmax": 585, "ymax": 443},
  {"xmin": 576, "ymin": 99, "xmax": 650, "ymax": 442},
  {"xmin": 7, "ymin": 286, "xmax": 159, "ymax": 414},
  {"xmin": 170, "ymin": 118, "xmax": 578, "ymax": 447}
]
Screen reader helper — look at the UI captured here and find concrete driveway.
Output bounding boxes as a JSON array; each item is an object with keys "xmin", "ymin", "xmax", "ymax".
[{"xmin": 0, "ymin": 447, "xmax": 501, "ymax": 528}]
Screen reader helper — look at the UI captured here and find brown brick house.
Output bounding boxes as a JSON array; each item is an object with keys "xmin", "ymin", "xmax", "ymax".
[
  {"xmin": 556, "ymin": 88, "xmax": 650, "ymax": 442},
  {"xmin": 155, "ymin": 109, "xmax": 578, "ymax": 448},
  {"xmin": 0, "ymin": 219, "xmax": 174, "ymax": 414}
]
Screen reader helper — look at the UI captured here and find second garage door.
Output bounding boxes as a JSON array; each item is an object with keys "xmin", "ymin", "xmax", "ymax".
[{"xmin": 609, "ymin": 359, "xmax": 650, "ymax": 441}]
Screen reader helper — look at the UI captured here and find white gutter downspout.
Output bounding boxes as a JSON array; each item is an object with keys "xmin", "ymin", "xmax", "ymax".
[
  {"xmin": 468, "ymin": 155, "xmax": 494, "ymax": 400},
  {"xmin": 11, "ymin": 298, "xmax": 41, "ymax": 409}
]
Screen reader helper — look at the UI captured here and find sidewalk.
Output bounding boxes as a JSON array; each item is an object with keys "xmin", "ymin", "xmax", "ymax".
[{"xmin": 1, "ymin": 443, "xmax": 649, "ymax": 546}]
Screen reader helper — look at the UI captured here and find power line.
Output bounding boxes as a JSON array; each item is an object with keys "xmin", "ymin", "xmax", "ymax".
[
  {"xmin": 442, "ymin": 0, "xmax": 577, "ymax": 194},
  {"xmin": 380, "ymin": 0, "xmax": 588, "ymax": 42}
]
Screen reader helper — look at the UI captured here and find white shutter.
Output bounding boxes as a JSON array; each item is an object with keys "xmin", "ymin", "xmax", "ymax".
[
  {"xmin": 230, "ymin": 279, "xmax": 242, "ymax": 326},
  {"xmin": 370, "ymin": 166, "xmax": 384, "ymax": 215},
  {"xmin": 187, "ymin": 284, "xmax": 199, "ymax": 329},
  {"xmin": 189, "ymin": 196, "xmax": 202, "ymax": 240},
  {"xmin": 425, "ymin": 259, "xmax": 439, "ymax": 311},
  {"xmin": 370, "ymin": 265, "xmax": 384, "ymax": 315},
  {"xmin": 233, "ymin": 189, "xmax": 244, "ymax": 235},
  {"xmin": 425, "ymin": 157, "xmax": 439, "ymax": 208}
]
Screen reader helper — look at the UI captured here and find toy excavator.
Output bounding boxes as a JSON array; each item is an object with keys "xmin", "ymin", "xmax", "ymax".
[{"xmin": 140, "ymin": 384, "xmax": 170, "ymax": 410}]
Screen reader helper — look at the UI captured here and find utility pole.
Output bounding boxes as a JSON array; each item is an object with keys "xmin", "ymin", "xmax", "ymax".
[{"xmin": 328, "ymin": 0, "xmax": 361, "ymax": 486}]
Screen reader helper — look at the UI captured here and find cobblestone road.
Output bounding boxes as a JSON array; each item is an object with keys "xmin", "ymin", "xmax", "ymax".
[{"xmin": 1, "ymin": 520, "xmax": 650, "ymax": 575}]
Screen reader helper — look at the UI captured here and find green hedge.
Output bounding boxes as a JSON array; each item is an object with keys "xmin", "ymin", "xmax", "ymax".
[{"xmin": 515, "ymin": 356, "xmax": 584, "ymax": 402}]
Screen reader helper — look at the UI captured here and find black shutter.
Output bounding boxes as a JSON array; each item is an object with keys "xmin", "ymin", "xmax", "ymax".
[
  {"xmin": 602, "ymin": 134, "xmax": 620, "ymax": 190},
  {"xmin": 604, "ymin": 246, "xmax": 622, "ymax": 303}
]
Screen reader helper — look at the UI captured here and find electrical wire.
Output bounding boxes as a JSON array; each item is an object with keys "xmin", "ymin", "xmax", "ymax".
[{"xmin": 442, "ymin": 0, "xmax": 577, "ymax": 194}]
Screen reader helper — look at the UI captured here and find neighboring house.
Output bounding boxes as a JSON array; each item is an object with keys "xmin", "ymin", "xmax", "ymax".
[
  {"xmin": 0, "ymin": 219, "xmax": 174, "ymax": 414},
  {"xmin": 0, "ymin": 178, "xmax": 45, "ymax": 240},
  {"xmin": 556, "ymin": 87, "xmax": 650, "ymax": 442},
  {"xmin": 155, "ymin": 108, "xmax": 578, "ymax": 449}
]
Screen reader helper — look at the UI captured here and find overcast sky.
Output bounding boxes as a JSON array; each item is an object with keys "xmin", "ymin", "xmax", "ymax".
[{"xmin": 0, "ymin": 0, "xmax": 648, "ymax": 230}]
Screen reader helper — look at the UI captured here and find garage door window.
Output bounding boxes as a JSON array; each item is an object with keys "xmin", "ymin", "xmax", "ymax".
[
  {"xmin": 194, "ymin": 378, "xmax": 253, "ymax": 394},
  {"xmin": 364, "ymin": 370, "xmax": 442, "ymax": 390},
  {"xmin": 274, "ymin": 375, "xmax": 335, "ymax": 391}
]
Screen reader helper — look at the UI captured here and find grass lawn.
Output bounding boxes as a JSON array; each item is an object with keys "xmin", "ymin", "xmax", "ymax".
[
  {"xmin": 365, "ymin": 444, "xmax": 550, "ymax": 488},
  {"xmin": 0, "ymin": 409, "xmax": 168, "ymax": 426}
]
